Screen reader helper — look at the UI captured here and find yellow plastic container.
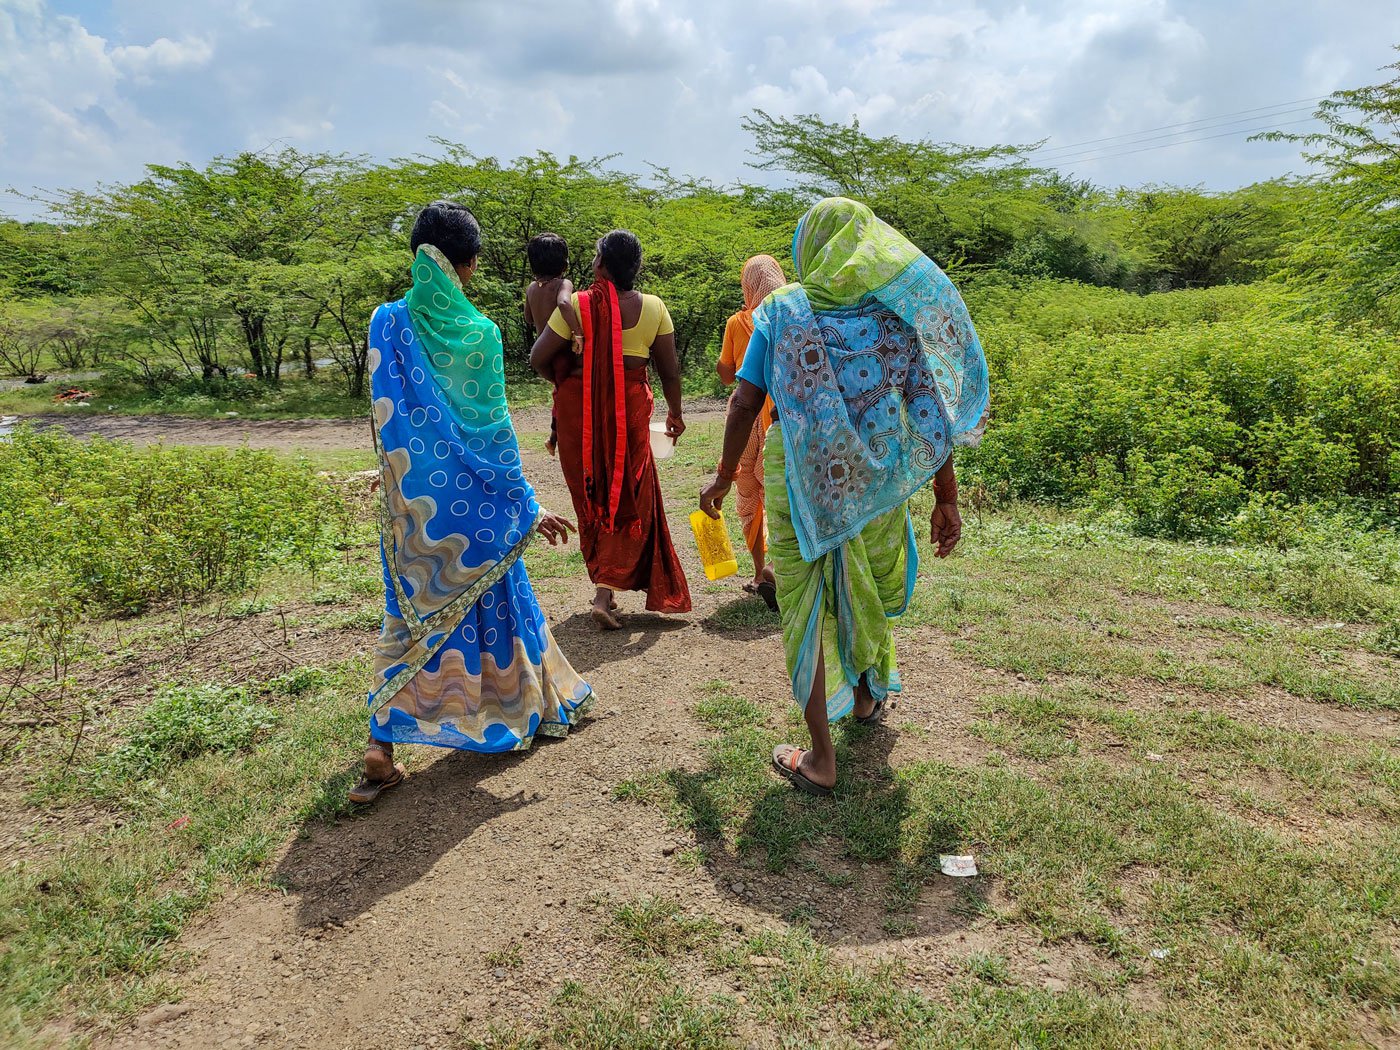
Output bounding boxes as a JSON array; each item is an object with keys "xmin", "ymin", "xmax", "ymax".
[{"xmin": 689, "ymin": 509, "xmax": 739, "ymax": 581}]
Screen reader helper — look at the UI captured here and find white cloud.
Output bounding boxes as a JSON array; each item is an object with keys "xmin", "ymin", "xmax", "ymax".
[
  {"xmin": 3, "ymin": 0, "xmax": 1398, "ymax": 218},
  {"xmin": 111, "ymin": 36, "xmax": 214, "ymax": 78}
]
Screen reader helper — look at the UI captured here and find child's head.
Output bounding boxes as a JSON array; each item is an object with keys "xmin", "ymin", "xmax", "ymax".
[{"xmin": 527, "ymin": 233, "xmax": 569, "ymax": 280}]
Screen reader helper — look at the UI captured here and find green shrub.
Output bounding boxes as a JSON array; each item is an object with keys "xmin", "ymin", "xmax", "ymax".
[
  {"xmin": 959, "ymin": 279, "xmax": 1399, "ymax": 539},
  {"xmin": 1118, "ymin": 447, "xmax": 1247, "ymax": 540},
  {"xmin": 101, "ymin": 683, "xmax": 278, "ymax": 780},
  {"xmin": 1373, "ymin": 620, "xmax": 1400, "ymax": 657},
  {"xmin": 0, "ymin": 427, "xmax": 338, "ymax": 613}
]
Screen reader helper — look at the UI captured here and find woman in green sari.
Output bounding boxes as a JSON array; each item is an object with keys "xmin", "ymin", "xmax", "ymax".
[{"xmin": 699, "ymin": 198, "xmax": 989, "ymax": 796}]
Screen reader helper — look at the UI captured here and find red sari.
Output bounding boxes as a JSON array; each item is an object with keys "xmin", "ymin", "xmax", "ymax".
[{"xmin": 553, "ymin": 281, "xmax": 691, "ymax": 614}]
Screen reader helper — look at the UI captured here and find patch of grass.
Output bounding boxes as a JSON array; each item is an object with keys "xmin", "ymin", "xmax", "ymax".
[
  {"xmin": 1217, "ymin": 640, "xmax": 1400, "ymax": 711},
  {"xmin": 607, "ymin": 898, "xmax": 718, "ymax": 959},
  {"xmin": 703, "ymin": 596, "xmax": 780, "ymax": 632},
  {"xmin": 964, "ymin": 951, "xmax": 1014, "ymax": 986},
  {"xmin": 1371, "ymin": 618, "xmax": 1400, "ymax": 657},
  {"xmin": 620, "ymin": 669, "xmax": 1400, "ymax": 1044},
  {"xmin": 972, "ymin": 683, "xmax": 1400, "ymax": 821},
  {"xmin": 523, "ymin": 544, "xmax": 588, "ymax": 581},
  {"xmin": 485, "ymin": 943, "xmax": 524, "ymax": 970},
  {"xmin": 89, "ymin": 682, "xmax": 279, "ymax": 783},
  {"xmin": 485, "ymin": 907, "xmax": 1157, "ymax": 1049},
  {"xmin": 467, "ymin": 976, "xmax": 736, "ymax": 1050},
  {"xmin": 317, "ymin": 603, "xmax": 383, "ymax": 632},
  {"xmin": 0, "ymin": 658, "xmax": 369, "ymax": 1040},
  {"xmin": 307, "ymin": 559, "xmax": 382, "ymax": 605}
]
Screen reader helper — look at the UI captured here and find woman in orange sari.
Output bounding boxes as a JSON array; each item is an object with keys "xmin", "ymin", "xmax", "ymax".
[
  {"xmin": 529, "ymin": 230, "xmax": 692, "ymax": 629},
  {"xmin": 717, "ymin": 255, "xmax": 786, "ymax": 609}
]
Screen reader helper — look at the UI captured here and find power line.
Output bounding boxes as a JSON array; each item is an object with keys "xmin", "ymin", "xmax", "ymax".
[
  {"xmin": 1033, "ymin": 103, "xmax": 1321, "ymax": 159},
  {"xmin": 1045, "ymin": 116, "xmax": 1320, "ymax": 167},
  {"xmin": 1031, "ymin": 94, "xmax": 1326, "ymax": 156}
]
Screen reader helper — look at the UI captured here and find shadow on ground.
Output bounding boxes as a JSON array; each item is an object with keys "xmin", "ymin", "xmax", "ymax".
[
  {"xmin": 699, "ymin": 595, "xmax": 782, "ymax": 638},
  {"xmin": 274, "ymin": 747, "xmax": 544, "ymax": 930},
  {"xmin": 660, "ymin": 716, "xmax": 984, "ymax": 946},
  {"xmin": 553, "ymin": 610, "xmax": 689, "ymax": 675}
]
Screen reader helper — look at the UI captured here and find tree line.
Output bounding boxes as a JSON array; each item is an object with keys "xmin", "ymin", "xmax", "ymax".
[{"xmin": 1, "ymin": 55, "xmax": 1397, "ymax": 401}]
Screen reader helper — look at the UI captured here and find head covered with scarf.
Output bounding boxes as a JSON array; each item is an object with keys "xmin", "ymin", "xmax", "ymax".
[
  {"xmin": 754, "ymin": 196, "xmax": 989, "ymax": 560},
  {"xmin": 367, "ymin": 209, "xmax": 541, "ymax": 702}
]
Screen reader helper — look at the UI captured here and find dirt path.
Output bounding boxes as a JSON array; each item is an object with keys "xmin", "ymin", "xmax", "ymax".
[
  {"xmin": 101, "ymin": 435, "xmax": 1001, "ymax": 1050},
  {"xmin": 19, "ymin": 401, "xmax": 730, "ymax": 453}
]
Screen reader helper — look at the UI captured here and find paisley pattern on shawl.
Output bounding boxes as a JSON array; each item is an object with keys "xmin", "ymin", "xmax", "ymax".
[
  {"xmin": 757, "ymin": 197, "xmax": 990, "ymax": 562},
  {"xmin": 366, "ymin": 246, "xmax": 592, "ymax": 750}
]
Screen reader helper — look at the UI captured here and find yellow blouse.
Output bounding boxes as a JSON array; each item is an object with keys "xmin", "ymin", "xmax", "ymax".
[{"xmin": 548, "ymin": 293, "xmax": 674, "ymax": 360}]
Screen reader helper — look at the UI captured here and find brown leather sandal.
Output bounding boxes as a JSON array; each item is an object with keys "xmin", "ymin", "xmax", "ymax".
[{"xmin": 349, "ymin": 742, "xmax": 406, "ymax": 805}]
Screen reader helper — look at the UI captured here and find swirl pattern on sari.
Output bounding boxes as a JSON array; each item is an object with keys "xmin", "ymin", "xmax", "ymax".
[{"xmin": 367, "ymin": 247, "xmax": 592, "ymax": 750}]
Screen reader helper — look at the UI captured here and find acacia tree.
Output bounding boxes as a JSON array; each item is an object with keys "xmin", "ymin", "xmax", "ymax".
[
  {"xmin": 1260, "ymin": 52, "xmax": 1400, "ymax": 330},
  {"xmin": 0, "ymin": 305, "xmax": 49, "ymax": 378},
  {"xmin": 52, "ymin": 149, "xmax": 361, "ymax": 384},
  {"xmin": 742, "ymin": 110, "xmax": 1053, "ymax": 270}
]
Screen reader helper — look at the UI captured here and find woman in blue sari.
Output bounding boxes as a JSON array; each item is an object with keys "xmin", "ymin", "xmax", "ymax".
[{"xmin": 352, "ymin": 202, "xmax": 593, "ymax": 804}]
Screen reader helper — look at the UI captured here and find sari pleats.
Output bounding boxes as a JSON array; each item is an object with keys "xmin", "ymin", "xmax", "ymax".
[
  {"xmin": 554, "ymin": 371, "xmax": 692, "ymax": 613},
  {"xmin": 765, "ymin": 430, "xmax": 914, "ymax": 721}
]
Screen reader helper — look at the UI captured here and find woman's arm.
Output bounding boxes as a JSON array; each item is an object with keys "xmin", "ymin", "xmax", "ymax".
[
  {"xmin": 699, "ymin": 378, "xmax": 764, "ymax": 517},
  {"xmin": 650, "ymin": 331, "xmax": 685, "ymax": 440},
  {"xmin": 717, "ymin": 317, "xmax": 739, "ymax": 385},
  {"xmin": 529, "ymin": 326, "xmax": 572, "ymax": 380},
  {"xmin": 930, "ymin": 456, "xmax": 961, "ymax": 558}
]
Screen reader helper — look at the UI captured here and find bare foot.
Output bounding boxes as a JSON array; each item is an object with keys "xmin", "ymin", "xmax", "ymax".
[{"xmin": 590, "ymin": 604, "xmax": 622, "ymax": 630}]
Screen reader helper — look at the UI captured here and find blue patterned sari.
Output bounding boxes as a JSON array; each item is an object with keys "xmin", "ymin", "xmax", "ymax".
[
  {"xmin": 367, "ymin": 246, "xmax": 592, "ymax": 750},
  {"xmin": 740, "ymin": 198, "xmax": 989, "ymax": 719}
]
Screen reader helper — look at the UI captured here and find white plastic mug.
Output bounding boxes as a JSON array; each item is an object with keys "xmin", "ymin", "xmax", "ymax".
[{"xmin": 649, "ymin": 419, "xmax": 675, "ymax": 460}]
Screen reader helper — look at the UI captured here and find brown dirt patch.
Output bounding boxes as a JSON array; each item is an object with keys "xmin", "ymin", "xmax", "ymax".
[{"xmin": 22, "ymin": 400, "xmax": 732, "ymax": 453}]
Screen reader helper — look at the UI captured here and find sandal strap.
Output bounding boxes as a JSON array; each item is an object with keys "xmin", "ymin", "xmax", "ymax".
[{"xmin": 785, "ymin": 747, "xmax": 803, "ymax": 772}]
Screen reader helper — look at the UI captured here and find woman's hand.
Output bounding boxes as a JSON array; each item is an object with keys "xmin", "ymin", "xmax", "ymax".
[
  {"xmin": 930, "ymin": 502, "xmax": 962, "ymax": 558},
  {"xmin": 537, "ymin": 512, "xmax": 577, "ymax": 546},
  {"xmin": 699, "ymin": 475, "xmax": 732, "ymax": 519},
  {"xmin": 665, "ymin": 410, "xmax": 685, "ymax": 442}
]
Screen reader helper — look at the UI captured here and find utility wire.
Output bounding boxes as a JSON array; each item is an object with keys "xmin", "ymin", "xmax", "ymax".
[
  {"xmin": 1044, "ymin": 116, "xmax": 1320, "ymax": 166},
  {"xmin": 1032, "ymin": 95, "xmax": 1326, "ymax": 156},
  {"xmin": 1033, "ymin": 104, "xmax": 1320, "ymax": 159}
]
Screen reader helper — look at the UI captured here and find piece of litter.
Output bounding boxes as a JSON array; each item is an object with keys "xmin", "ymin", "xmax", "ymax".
[
  {"xmin": 1146, "ymin": 752, "xmax": 1164, "ymax": 762},
  {"xmin": 1150, "ymin": 948, "xmax": 1170, "ymax": 960},
  {"xmin": 939, "ymin": 854, "xmax": 978, "ymax": 878}
]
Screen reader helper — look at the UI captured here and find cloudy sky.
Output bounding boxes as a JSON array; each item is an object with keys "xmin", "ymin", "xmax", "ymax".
[{"xmin": 2, "ymin": 0, "xmax": 1396, "ymax": 218}]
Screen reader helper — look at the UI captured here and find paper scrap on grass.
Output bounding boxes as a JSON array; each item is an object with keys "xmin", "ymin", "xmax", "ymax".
[{"xmin": 939, "ymin": 854, "xmax": 978, "ymax": 877}]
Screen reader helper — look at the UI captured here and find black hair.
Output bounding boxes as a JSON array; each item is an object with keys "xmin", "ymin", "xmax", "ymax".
[
  {"xmin": 597, "ymin": 229, "xmax": 642, "ymax": 291},
  {"xmin": 527, "ymin": 232, "xmax": 569, "ymax": 279},
  {"xmin": 410, "ymin": 201, "xmax": 481, "ymax": 267}
]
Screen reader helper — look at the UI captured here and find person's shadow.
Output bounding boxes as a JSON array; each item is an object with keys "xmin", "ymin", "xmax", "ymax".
[
  {"xmin": 273, "ymin": 746, "xmax": 543, "ymax": 931},
  {"xmin": 699, "ymin": 594, "xmax": 781, "ymax": 640},
  {"xmin": 661, "ymin": 717, "xmax": 983, "ymax": 945},
  {"xmin": 551, "ymin": 610, "xmax": 688, "ymax": 675}
]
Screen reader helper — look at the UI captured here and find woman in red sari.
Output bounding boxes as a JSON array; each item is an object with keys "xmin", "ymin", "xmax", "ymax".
[{"xmin": 529, "ymin": 230, "xmax": 692, "ymax": 629}]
